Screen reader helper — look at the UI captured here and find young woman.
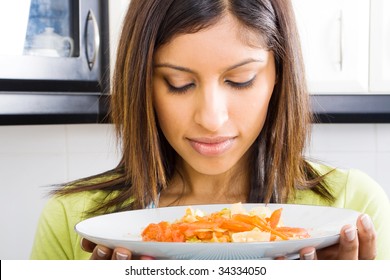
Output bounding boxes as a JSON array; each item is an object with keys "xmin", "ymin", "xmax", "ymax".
[{"xmin": 30, "ymin": 0, "xmax": 389, "ymax": 260}]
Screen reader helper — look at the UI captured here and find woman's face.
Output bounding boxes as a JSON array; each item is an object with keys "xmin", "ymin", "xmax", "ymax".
[{"xmin": 153, "ymin": 14, "xmax": 276, "ymax": 176}]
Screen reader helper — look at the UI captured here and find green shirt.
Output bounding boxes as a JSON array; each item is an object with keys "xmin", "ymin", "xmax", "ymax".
[{"xmin": 30, "ymin": 164, "xmax": 390, "ymax": 259}]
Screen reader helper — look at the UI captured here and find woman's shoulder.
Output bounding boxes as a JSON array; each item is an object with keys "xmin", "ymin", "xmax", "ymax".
[
  {"xmin": 309, "ymin": 161, "xmax": 387, "ymax": 209},
  {"xmin": 308, "ymin": 162, "xmax": 390, "ymax": 260},
  {"xmin": 44, "ymin": 189, "xmax": 108, "ymax": 220},
  {"xmin": 31, "ymin": 190, "xmax": 104, "ymax": 259},
  {"xmin": 31, "ymin": 188, "xmax": 121, "ymax": 259},
  {"xmin": 44, "ymin": 173, "xmax": 129, "ymax": 220},
  {"xmin": 293, "ymin": 161, "xmax": 389, "ymax": 209}
]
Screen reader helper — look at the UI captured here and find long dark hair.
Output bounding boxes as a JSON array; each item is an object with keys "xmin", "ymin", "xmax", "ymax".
[{"xmin": 54, "ymin": 0, "xmax": 334, "ymax": 214}]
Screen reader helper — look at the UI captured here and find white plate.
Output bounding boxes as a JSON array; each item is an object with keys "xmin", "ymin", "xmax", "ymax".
[{"xmin": 75, "ymin": 203, "xmax": 361, "ymax": 260}]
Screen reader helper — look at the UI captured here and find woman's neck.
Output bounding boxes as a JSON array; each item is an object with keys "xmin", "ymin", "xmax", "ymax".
[{"xmin": 159, "ymin": 156, "xmax": 251, "ymax": 207}]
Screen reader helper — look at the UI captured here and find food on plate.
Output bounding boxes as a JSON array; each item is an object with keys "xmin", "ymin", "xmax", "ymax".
[{"xmin": 141, "ymin": 203, "xmax": 310, "ymax": 243}]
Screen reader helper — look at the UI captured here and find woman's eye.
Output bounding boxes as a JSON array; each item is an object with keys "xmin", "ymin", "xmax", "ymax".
[
  {"xmin": 165, "ymin": 79, "xmax": 194, "ymax": 94},
  {"xmin": 225, "ymin": 76, "xmax": 256, "ymax": 90}
]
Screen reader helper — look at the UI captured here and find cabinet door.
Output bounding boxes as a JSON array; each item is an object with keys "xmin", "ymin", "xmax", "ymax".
[
  {"xmin": 109, "ymin": 0, "xmax": 131, "ymax": 74},
  {"xmin": 293, "ymin": 0, "xmax": 370, "ymax": 93},
  {"xmin": 370, "ymin": 0, "xmax": 390, "ymax": 92}
]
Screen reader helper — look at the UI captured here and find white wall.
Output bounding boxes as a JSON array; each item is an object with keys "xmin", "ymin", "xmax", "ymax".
[
  {"xmin": 307, "ymin": 124, "xmax": 390, "ymax": 191},
  {"xmin": 0, "ymin": 124, "xmax": 120, "ymax": 259},
  {"xmin": 0, "ymin": 123, "xmax": 389, "ymax": 259}
]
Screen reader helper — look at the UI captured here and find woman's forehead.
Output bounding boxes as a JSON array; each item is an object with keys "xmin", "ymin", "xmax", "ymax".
[{"xmin": 155, "ymin": 14, "xmax": 267, "ymax": 61}]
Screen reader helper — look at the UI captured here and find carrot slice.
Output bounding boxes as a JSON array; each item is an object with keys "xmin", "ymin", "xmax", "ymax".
[
  {"xmin": 219, "ymin": 219, "xmax": 255, "ymax": 232},
  {"xmin": 268, "ymin": 208, "xmax": 282, "ymax": 228},
  {"xmin": 232, "ymin": 214, "xmax": 289, "ymax": 240}
]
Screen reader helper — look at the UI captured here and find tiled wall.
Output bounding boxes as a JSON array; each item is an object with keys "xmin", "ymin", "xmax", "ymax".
[
  {"xmin": 0, "ymin": 124, "xmax": 120, "ymax": 259},
  {"xmin": 307, "ymin": 124, "xmax": 390, "ymax": 198},
  {"xmin": 0, "ymin": 123, "xmax": 389, "ymax": 259}
]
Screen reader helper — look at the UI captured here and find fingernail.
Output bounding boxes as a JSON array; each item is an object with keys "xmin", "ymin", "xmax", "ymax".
[
  {"xmin": 97, "ymin": 248, "xmax": 107, "ymax": 258},
  {"xmin": 303, "ymin": 250, "xmax": 315, "ymax": 260},
  {"xmin": 116, "ymin": 252, "xmax": 129, "ymax": 260},
  {"xmin": 80, "ymin": 239, "xmax": 86, "ymax": 251},
  {"xmin": 345, "ymin": 226, "xmax": 357, "ymax": 242},
  {"xmin": 361, "ymin": 214, "xmax": 373, "ymax": 231},
  {"xmin": 140, "ymin": 255, "xmax": 155, "ymax": 260}
]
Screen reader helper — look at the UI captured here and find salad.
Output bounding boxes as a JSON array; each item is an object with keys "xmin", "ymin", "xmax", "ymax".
[{"xmin": 141, "ymin": 203, "xmax": 310, "ymax": 243}]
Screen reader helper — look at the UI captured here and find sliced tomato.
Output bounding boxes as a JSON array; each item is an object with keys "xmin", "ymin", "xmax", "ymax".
[{"xmin": 141, "ymin": 221, "xmax": 172, "ymax": 242}]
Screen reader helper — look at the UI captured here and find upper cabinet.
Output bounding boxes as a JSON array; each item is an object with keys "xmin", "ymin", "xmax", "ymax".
[
  {"xmin": 293, "ymin": 0, "xmax": 390, "ymax": 94},
  {"xmin": 108, "ymin": 0, "xmax": 131, "ymax": 76},
  {"xmin": 370, "ymin": 0, "xmax": 390, "ymax": 92},
  {"xmin": 293, "ymin": 0, "xmax": 370, "ymax": 93}
]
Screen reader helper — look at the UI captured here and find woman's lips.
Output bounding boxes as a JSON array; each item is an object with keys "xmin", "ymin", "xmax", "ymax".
[{"xmin": 188, "ymin": 137, "xmax": 235, "ymax": 156}]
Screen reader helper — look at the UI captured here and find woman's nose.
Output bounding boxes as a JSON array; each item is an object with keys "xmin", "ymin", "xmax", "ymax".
[{"xmin": 194, "ymin": 85, "xmax": 228, "ymax": 132}]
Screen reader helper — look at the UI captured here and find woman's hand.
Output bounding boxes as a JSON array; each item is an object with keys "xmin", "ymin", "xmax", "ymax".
[
  {"xmin": 298, "ymin": 213, "xmax": 377, "ymax": 260},
  {"xmin": 81, "ymin": 238, "xmax": 155, "ymax": 260}
]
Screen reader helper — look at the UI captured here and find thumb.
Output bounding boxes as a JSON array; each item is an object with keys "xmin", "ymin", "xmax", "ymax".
[{"xmin": 337, "ymin": 224, "xmax": 359, "ymax": 259}]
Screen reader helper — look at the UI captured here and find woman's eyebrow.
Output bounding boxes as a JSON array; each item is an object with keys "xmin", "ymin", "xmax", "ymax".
[
  {"xmin": 225, "ymin": 58, "xmax": 264, "ymax": 71},
  {"xmin": 154, "ymin": 58, "xmax": 264, "ymax": 73},
  {"xmin": 154, "ymin": 63, "xmax": 195, "ymax": 74}
]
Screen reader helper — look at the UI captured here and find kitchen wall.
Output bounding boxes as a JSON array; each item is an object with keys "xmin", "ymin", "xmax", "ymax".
[
  {"xmin": 0, "ymin": 124, "xmax": 120, "ymax": 259},
  {"xmin": 0, "ymin": 123, "xmax": 389, "ymax": 259}
]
